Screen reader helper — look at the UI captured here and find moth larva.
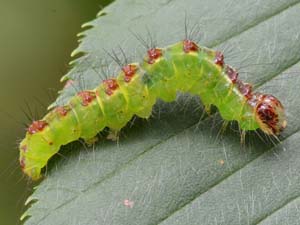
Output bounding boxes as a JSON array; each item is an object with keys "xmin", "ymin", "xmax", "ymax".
[{"xmin": 19, "ymin": 40, "xmax": 287, "ymax": 180}]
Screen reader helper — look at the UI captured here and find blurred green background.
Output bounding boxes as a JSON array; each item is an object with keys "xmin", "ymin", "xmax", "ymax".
[{"xmin": 0, "ymin": 1, "xmax": 111, "ymax": 224}]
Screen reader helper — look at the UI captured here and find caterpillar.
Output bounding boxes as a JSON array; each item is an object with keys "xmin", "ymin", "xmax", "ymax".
[{"xmin": 19, "ymin": 40, "xmax": 287, "ymax": 180}]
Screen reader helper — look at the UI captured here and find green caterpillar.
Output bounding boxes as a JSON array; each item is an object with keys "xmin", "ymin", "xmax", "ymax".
[{"xmin": 19, "ymin": 40, "xmax": 287, "ymax": 180}]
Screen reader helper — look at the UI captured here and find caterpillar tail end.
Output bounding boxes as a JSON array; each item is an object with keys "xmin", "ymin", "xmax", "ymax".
[{"xmin": 19, "ymin": 143, "xmax": 43, "ymax": 181}]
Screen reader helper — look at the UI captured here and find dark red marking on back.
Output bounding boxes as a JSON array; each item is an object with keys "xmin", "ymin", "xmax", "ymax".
[
  {"xmin": 77, "ymin": 91, "xmax": 96, "ymax": 106},
  {"xmin": 147, "ymin": 48, "xmax": 162, "ymax": 64},
  {"xmin": 237, "ymin": 80, "xmax": 252, "ymax": 99},
  {"xmin": 122, "ymin": 65, "xmax": 137, "ymax": 82},
  {"xmin": 20, "ymin": 157, "xmax": 25, "ymax": 169},
  {"xmin": 104, "ymin": 79, "xmax": 119, "ymax": 95},
  {"xmin": 183, "ymin": 40, "xmax": 199, "ymax": 53},
  {"xmin": 225, "ymin": 65, "xmax": 238, "ymax": 83},
  {"xmin": 215, "ymin": 51, "xmax": 224, "ymax": 67},
  {"xmin": 28, "ymin": 121, "xmax": 48, "ymax": 134},
  {"xmin": 55, "ymin": 106, "xmax": 69, "ymax": 116},
  {"xmin": 122, "ymin": 65, "xmax": 136, "ymax": 77},
  {"xmin": 20, "ymin": 145, "xmax": 27, "ymax": 153}
]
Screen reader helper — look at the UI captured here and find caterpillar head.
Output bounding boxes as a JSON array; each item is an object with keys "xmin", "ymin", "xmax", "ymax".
[{"xmin": 251, "ymin": 94, "xmax": 287, "ymax": 135}]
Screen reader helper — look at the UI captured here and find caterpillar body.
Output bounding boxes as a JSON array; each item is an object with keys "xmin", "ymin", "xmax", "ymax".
[{"xmin": 19, "ymin": 40, "xmax": 287, "ymax": 180}]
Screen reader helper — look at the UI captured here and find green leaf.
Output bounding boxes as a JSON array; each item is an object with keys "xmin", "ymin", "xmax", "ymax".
[{"xmin": 23, "ymin": 0, "xmax": 300, "ymax": 224}]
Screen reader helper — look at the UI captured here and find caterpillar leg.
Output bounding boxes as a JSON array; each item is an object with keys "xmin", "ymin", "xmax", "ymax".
[
  {"xmin": 215, "ymin": 120, "xmax": 229, "ymax": 142},
  {"xmin": 240, "ymin": 130, "xmax": 246, "ymax": 145},
  {"xmin": 107, "ymin": 129, "xmax": 120, "ymax": 142},
  {"xmin": 84, "ymin": 136, "xmax": 99, "ymax": 146},
  {"xmin": 204, "ymin": 104, "xmax": 212, "ymax": 116},
  {"xmin": 220, "ymin": 121, "xmax": 229, "ymax": 134}
]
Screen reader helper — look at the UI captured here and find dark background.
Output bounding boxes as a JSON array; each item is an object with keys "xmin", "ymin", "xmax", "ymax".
[{"xmin": 0, "ymin": 1, "xmax": 111, "ymax": 224}]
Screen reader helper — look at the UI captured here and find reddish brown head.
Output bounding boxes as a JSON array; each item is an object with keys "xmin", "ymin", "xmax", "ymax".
[{"xmin": 250, "ymin": 94, "xmax": 286, "ymax": 135}]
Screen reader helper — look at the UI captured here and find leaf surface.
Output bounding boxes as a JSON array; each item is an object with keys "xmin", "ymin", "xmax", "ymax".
[{"xmin": 23, "ymin": 0, "xmax": 300, "ymax": 224}]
